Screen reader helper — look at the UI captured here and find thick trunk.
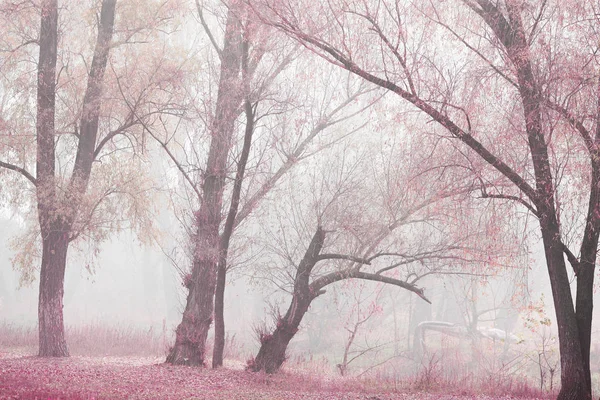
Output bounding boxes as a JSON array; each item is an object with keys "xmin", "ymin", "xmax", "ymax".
[
  {"xmin": 38, "ymin": 231, "xmax": 69, "ymax": 357},
  {"xmin": 166, "ymin": 249, "xmax": 219, "ymax": 365},
  {"xmin": 36, "ymin": 0, "xmax": 62, "ymax": 358},
  {"xmin": 249, "ymin": 229, "xmax": 325, "ymax": 373},
  {"xmin": 574, "ymin": 155, "xmax": 600, "ymax": 395},
  {"xmin": 34, "ymin": 0, "xmax": 115, "ymax": 358},
  {"xmin": 500, "ymin": 7, "xmax": 589, "ymax": 397},
  {"xmin": 250, "ymin": 295, "xmax": 311, "ymax": 373},
  {"xmin": 575, "ymin": 265, "xmax": 593, "ymax": 397},
  {"xmin": 212, "ymin": 260, "xmax": 226, "ymax": 368},
  {"xmin": 167, "ymin": 253, "xmax": 217, "ymax": 365},
  {"xmin": 167, "ymin": 6, "xmax": 243, "ymax": 366},
  {"xmin": 540, "ymin": 223, "xmax": 589, "ymax": 400}
]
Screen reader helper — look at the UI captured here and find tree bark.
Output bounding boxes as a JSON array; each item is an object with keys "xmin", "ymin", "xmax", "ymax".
[
  {"xmin": 498, "ymin": 4, "xmax": 588, "ymax": 398},
  {"xmin": 249, "ymin": 293, "xmax": 312, "ymax": 373},
  {"xmin": 249, "ymin": 228, "xmax": 324, "ymax": 373},
  {"xmin": 33, "ymin": 0, "xmax": 116, "ymax": 358},
  {"xmin": 574, "ymin": 173, "xmax": 599, "ymax": 395},
  {"xmin": 248, "ymin": 228, "xmax": 430, "ymax": 373},
  {"xmin": 35, "ymin": 0, "xmax": 65, "ymax": 357},
  {"xmin": 212, "ymin": 258, "xmax": 227, "ymax": 367},
  {"xmin": 38, "ymin": 230, "xmax": 69, "ymax": 357},
  {"xmin": 212, "ymin": 99, "xmax": 255, "ymax": 368},
  {"xmin": 167, "ymin": 6, "xmax": 243, "ymax": 366}
]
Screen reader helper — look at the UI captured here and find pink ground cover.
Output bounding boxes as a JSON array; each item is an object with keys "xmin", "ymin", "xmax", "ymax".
[{"xmin": 0, "ymin": 352, "xmax": 546, "ymax": 400}]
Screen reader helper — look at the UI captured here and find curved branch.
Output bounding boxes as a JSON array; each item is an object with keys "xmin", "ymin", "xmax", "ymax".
[
  {"xmin": 310, "ymin": 269, "xmax": 430, "ymax": 303},
  {"xmin": 93, "ymin": 117, "xmax": 137, "ymax": 159},
  {"xmin": 270, "ymin": 23, "xmax": 538, "ymax": 205},
  {"xmin": 144, "ymin": 121, "xmax": 202, "ymax": 201},
  {"xmin": 480, "ymin": 192, "xmax": 539, "ymax": 217},
  {"xmin": 317, "ymin": 253, "xmax": 371, "ymax": 265},
  {"xmin": 196, "ymin": 0, "xmax": 223, "ymax": 59},
  {"xmin": 545, "ymin": 100, "xmax": 595, "ymax": 155},
  {"xmin": 0, "ymin": 161, "xmax": 37, "ymax": 186},
  {"xmin": 562, "ymin": 243, "xmax": 580, "ymax": 276}
]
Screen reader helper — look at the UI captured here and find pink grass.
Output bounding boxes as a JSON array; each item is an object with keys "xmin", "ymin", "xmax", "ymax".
[{"xmin": 0, "ymin": 324, "xmax": 553, "ymax": 399}]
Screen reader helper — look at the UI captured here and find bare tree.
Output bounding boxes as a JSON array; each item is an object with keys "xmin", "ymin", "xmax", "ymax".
[
  {"xmin": 245, "ymin": 131, "xmax": 510, "ymax": 373},
  {"xmin": 155, "ymin": 0, "xmax": 377, "ymax": 367}
]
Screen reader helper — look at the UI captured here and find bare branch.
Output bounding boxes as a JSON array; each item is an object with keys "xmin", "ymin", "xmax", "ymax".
[
  {"xmin": 310, "ymin": 270, "xmax": 430, "ymax": 303},
  {"xmin": 145, "ymin": 126, "xmax": 202, "ymax": 201},
  {"xmin": 427, "ymin": 7, "xmax": 518, "ymax": 90},
  {"xmin": 268, "ymin": 22, "xmax": 538, "ymax": 205},
  {"xmin": 545, "ymin": 100, "xmax": 595, "ymax": 155},
  {"xmin": 528, "ymin": 0, "xmax": 548, "ymax": 46},
  {"xmin": 480, "ymin": 192, "xmax": 539, "ymax": 217},
  {"xmin": 196, "ymin": 0, "xmax": 222, "ymax": 59},
  {"xmin": 0, "ymin": 161, "xmax": 37, "ymax": 186},
  {"xmin": 317, "ymin": 253, "xmax": 371, "ymax": 265},
  {"xmin": 562, "ymin": 243, "xmax": 580, "ymax": 276},
  {"xmin": 93, "ymin": 117, "xmax": 137, "ymax": 159}
]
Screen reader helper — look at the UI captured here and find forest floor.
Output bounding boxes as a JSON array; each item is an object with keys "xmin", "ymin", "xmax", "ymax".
[{"xmin": 0, "ymin": 347, "xmax": 551, "ymax": 400}]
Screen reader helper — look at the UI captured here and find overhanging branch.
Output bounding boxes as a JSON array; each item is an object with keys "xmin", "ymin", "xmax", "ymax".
[
  {"xmin": 0, "ymin": 161, "xmax": 37, "ymax": 186},
  {"xmin": 310, "ymin": 269, "xmax": 430, "ymax": 304}
]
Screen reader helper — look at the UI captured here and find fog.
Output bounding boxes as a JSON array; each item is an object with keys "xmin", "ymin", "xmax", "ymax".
[
  {"xmin": 1, "ymin": 207, "xmax": 572, "ymax": 365},
  {"xmin": 2, "ymin": 1, "xmax": 600, "ymax": 399}
]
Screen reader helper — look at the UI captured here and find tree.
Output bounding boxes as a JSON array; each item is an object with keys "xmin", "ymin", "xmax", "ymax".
[
  {"xmin": 0, "ymin": 0, "xmax": 184, "ymax": 356},
  {"xmin": 157, "ymin": 0, "xmax": 376, "ymax": 367},
  {"xmin": 245, "ymin": 130, "xmax": 509, "ymax": 373},
  {"xmin": 164, "ymin": 1, "xmax": 245, "ymax": 365},
  {"xmin": 252, "ymin": 1, "xmax": 598, "ymax": 397},
  {"xmin": 247, "ymin": 226, "xmax": 428, "ymax": 373}
]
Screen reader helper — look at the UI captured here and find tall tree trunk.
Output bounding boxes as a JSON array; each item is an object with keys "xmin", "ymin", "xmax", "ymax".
[
  {"xmin": 477, "ymin": 4, "xmax": 589, "ymax": 397},
  {"xmin": 539, "ymin": 217, "xmax": 588, "ymax": 400},
  {"xmin": 213, "ymin": 99, "xmax": 255, "ymax": 368},
  {"xmin": 575, "ymin": 262, "xmax": 594, "ymax": 396},
  {"xmin": 167, "ymin": 7, "xmax": 243, "ymax": 366},
  {"xmin": 35, "ymin": 0, "xmax": 63, "ymax": 357},
  {"xmin": 572, "ymin": 82, "xmax": 600, "ymax": 395},
  {"xmin": 38, "ymin": 230, "xmax": 69, "ymax": 357},
  {"xmin": 574, "ymin": 157, "xmax": 600, "ymax": 395},
  {"xmin": 34, "ymin": 0, "xmax": 116, "ymax": 358}
]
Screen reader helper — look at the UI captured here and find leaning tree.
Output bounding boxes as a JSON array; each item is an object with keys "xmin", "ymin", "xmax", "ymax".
[{"xmin": 246, "ymin": 129, "xmax": 517, "ymax": 373}]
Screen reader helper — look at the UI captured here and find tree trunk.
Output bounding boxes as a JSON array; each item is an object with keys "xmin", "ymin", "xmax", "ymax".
[
  {"xmin": 249, "ymin": 228, "xmax": 325, "ymax": 373},
  {"xmin": 34, "ymin": 0, "xmax": 115, "ymax": 358},
  {"xmin": 249, "ymin": 295, "xmax": 311, "ymax": 373},
  {"xmin": 212, "ymin": 260, "xmax": 226, "ymax": 368},
  {"xmin": 540, "ymin": 222, "xmax": 589, "ymax": 400},
  {"xmin": 575, "ymin": 256, "xmax": 595, "ymax": 396},
  {"xmin": 166, "ymin": 256, "xmax": 217, "ymax": 366},
  {"xmin": 573, "ymin": 149, "xmax": 600, "ymax": 396},
  {"xmin": 38, "ymin": 231, "xmax": 69, "ymax": 357},
  {"xmin": 213, "ymin": 100, "xmax": 256, "ymax": 368},
  {"xmin": 166, "ymin": 6, "xmax": 243, "ymax": 366}
]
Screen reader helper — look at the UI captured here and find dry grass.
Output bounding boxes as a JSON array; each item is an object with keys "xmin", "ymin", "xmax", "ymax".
[
  {"xmin": 0, "ymin": 322, "xmax": 167, "ymax": 357},
  {"xmin": 0, "ymin": 323, "xmax": 555, "ymax": 399},
  {"xmin": 0, "ymin": 350, "xmax": 549, "ymax": 400}
]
